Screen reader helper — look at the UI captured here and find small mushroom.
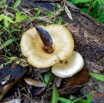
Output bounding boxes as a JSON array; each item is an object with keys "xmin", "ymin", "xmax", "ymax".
[
  {"xmin": 20, "ymin": 24, "xmax": 74, "ymax": 68},
  {"xmin": 51, "ymin": 51, "xmax": 84, "ymax": 78}
]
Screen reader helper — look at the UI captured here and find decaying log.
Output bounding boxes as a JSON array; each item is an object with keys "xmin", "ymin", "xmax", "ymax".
[
  {"xmin": 0, "ymin": 57, "xmax": 28, "ymax": 101},
  {"xmin": 24, "ymin": 1, "xmax": 104, "ymax": 102},
  {"xmin": 63, "ymin": 2, "xmax": 104, "ymax": 102},
  {"xmin": 64, "ymin": 2, "xmax": 104, "ymax": 102},
  {"xmin": 65, "ymin": 1, "xmax": 104, "ymax": 72}
]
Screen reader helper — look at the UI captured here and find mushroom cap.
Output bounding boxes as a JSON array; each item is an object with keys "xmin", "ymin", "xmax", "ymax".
[
  {"xmin": 20, "ymin": 24, "xmax": 74, "ymax": 68},
  {"xmin": 51, "ymin": 51, "xmax": 84, "ymax": 78}
]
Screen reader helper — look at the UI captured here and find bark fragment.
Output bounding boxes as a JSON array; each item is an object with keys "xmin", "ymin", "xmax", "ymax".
[{"xmin": 0, "ymin": 58, "xmax": 28, "ymax": 101}]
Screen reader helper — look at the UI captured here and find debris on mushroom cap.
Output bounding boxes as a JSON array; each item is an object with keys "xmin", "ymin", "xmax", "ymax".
[
  {"xmin": 51, "ymin": 51, "xmax": 84, "ymax": 78},
  {"xmin": 20, "ymin": 24, "xmax": 74, "ymax": 68},
  {"xmin": 35, "ymin": 26, "xmax": 54, "ymax": 53}
]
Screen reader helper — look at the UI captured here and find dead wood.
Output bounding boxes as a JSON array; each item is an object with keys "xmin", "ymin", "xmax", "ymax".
[
  {"xmin": 65, "ymin": 1, "xmax": 104, "ymax": 73},
  {"xmin": 63, "ymin": 2, "xmax": 104, "ymax": 102},
  {"xmin": 64, "ymin": 1, "xmax": 104, "ymax": 102},
  {"xmin": 25, "ymin": 1, "xmax": 104, "ymax": 102},
  {"xmin": 0, "ymin": 58, "xmax": 28, "ymax": 101}
]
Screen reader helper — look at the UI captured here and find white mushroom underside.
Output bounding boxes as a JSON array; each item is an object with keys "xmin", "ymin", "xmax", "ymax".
[
  {"xmin": 20, "ymin": 25, "xmax": 74, "ymax": 68},
  {"xmin": 52, "ymin": 51, "xmax": 84, "ymax": 78}
]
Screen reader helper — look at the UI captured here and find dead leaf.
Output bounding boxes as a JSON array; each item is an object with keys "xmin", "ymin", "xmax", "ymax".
[
  {"xmin": 65, "ymin": 68, "xmax": 89, "ymax": 87},
  {"xmin": 34, "ymin": 67, "xmax": 50, "ymax": 74},
  {"xmin": 24, "ymin": 78, "xmax": 46, "ymax": 87},
  {"xmin": 65, "ymin": 5, "xmax": 73, "ymax": 20},
  {"xmin": 53, "ymin": 77, "xmax": 62, "ymax": 87},
  {"xmin": 0, "ymin": 79, "xmax": 18, "ymax": 101},
  {"xmin": 32, "ymin": 87, "xmax": 45, "ymax": 96}
]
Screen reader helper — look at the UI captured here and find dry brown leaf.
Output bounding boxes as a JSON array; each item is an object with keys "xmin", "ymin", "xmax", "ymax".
[
  {"xmin": 24, "ymin": 78, "xmax": 46, "ymax": 87},
  {"xmin": 32, "ymin": 87, "xmax": 45, "ymax": 96},
  {"xmin": 65, "ymin": 68, "xmax": 89, "ymax": 87},
  {"xmin": 0, "ymin": 79, "xmax": 18, "ymax": 101},
  {"xmin": 53, "ymin": 77, "xmax": 62, "ymax": 87}
]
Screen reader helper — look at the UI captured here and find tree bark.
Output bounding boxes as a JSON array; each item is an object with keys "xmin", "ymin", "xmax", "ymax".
[
  {"xmin": 63, "ymin": 2, "xmax": 104, "ymax": 102},
  {"xmin": 64, "ymin": 1, "xmax": 104, "ymax": 73},
  {"xmin": 1, "ymin": 0, "xmax": 104, "ymax": 102}
]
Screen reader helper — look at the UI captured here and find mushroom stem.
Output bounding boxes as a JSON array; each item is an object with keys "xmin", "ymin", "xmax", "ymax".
[{"xmin": 35, "ymin": 26, "xmax": 54, "ymax": 53}]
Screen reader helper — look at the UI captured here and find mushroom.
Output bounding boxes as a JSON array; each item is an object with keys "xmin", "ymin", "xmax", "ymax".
[
  {"xmin": 20, "ymin": 24, "xmax": 74, "ymax": 68},
  {"xmin": 51, "ymin": 51, "xmax": 84, "ymax": 78}
]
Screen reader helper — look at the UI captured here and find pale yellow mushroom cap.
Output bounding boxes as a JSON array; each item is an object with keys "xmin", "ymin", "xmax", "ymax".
[
  {"xmin": 52, "ymin": 51, "xmax": 84, "ymax": 78},
  {"xmin": 20, "ymin": 24, "xmax": 74, "ymax": 68}
]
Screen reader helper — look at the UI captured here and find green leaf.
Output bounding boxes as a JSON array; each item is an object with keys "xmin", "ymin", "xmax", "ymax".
[
  {"xmin": 71, "ymin": 91, "xmax": 94, "ymax": 103},
  {"xmin": 14, "ymin": 0, "xmax": 21, "ymax": 9},
  {"xmin": 87, "ymin": 93, "xmax": 93, "ymax": 103},
  {"xmin": 57, "ymin": 4, "xmax": 62, "ymax": 9},
  {"xmin": 15, "ymin": 11, "xmax": 27, "ymax": 22},
  {"xmin": 2, "ymin": 0, "xmax": 6, "ymax": 4},
  {"xmin": 4, "ymin": 19, "xmax": 9, "ymax": 29},
  {"xmin": 98, "ymin": 0, "xmax": 104, "ymax": 6},
  {"xmin": 58, "ymin": 17, "xmax": 63, "ymax": 24},
  {"xmin": 72, "ymin": 98, "xmax": 87, "ymax": 103},
  {"xmin": 80, "ymin": 8, "xmax": 88, "ymax": 13},
  {"xmin": 36, "ymin": 8, "xmax": 42, "ymax": 16},
  {"xmin": 46, "ymin": 11, "xmax": 52, "ymax": 17},
  {"xmin": 4, "ymin": 16, "xmax": 14, "ymax": 23},
  {"xmin": 27, "ymin": 16, "xmax": 36, "ymax": 21},
  {"xmin": 0, "ymin": 3, "xmax": 4, "ymax": 9},
  {"xmin": 89, "ymin": 72, "xmax": 104, "ymax": 81},
  {"xmin": 7, "ymin": 56, "xmax": 17, "ymax": 63},
  {"xmin": 58, "ymin": 97, "xmax": 72, "ymax": 103},
  {"xmin": 59, "ymin": 93, "xmax": 93, "ymax": 103},
  {"xmin": 10, "ymin": 29, "xmax": 21, "ymax": 33},
  {"xmin": 1, "ymin": 38, "xmax": 16, "ymax": 49},
  {"xmin": 0, "ymin": 14, "xmax": 14, "ymax": 23},
  {"xmin": 44, "ymin": 71, "xmax": 54, "ymax": 87},
  {"xmin": 73, "ymin": 0, "xmax": 91, "ymax": 4},
  {"xmin": 0, "ymin": 16, "xmax": 3, "ymax": 21},
  {"xmin": 52, "ymin": 84, "xmax": 60, "ymax": 103}
]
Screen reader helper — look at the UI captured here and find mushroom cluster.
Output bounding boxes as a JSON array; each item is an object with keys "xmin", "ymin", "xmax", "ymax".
[{"xmin": 20, "ymin": 24, "xmax": 84, "ymax": 78}]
